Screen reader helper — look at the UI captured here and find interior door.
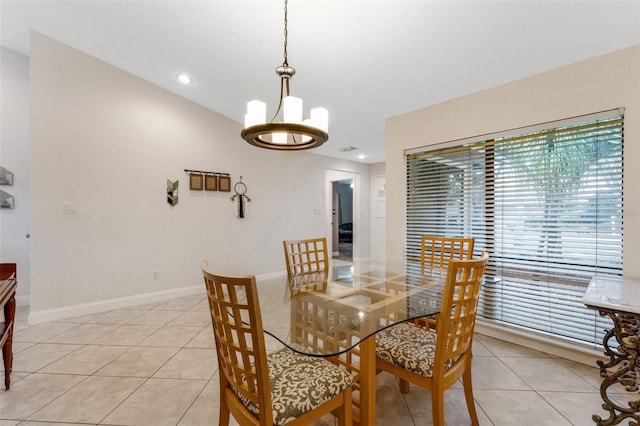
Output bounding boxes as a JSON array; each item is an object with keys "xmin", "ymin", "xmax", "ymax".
[{"xmin": 371, "ymin": 176, "xmax": 386, "ymax": 264}]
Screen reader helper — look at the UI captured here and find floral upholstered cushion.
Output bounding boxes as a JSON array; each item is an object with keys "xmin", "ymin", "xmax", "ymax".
[
  {"xmin": 238, "ymin": 347, "xmax": 353, "ymax": 425},
  {"xmin": 375, "ymin": 322, "xmax": 457, "ymax": 377}
]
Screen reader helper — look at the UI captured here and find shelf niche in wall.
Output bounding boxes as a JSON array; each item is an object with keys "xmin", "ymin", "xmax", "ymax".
[
  {"xmin": 167, "ymin": 179, "xmax": 179, "ymax": 206},
  {"xmin": 0, "ymin": 189, "xmax": 14, "ymax": 209},
  {"xmin": 0, "ymin": 166, "xmax": 13, "ymax": 186}
]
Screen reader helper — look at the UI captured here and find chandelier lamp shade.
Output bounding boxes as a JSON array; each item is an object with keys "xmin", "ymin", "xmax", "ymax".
[{"xmin": 241, "ymin": 0, "xmax": 329, "ymax": 150}]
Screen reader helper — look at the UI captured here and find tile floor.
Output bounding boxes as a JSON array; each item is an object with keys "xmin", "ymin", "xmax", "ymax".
[{"xmin": 0, "ymin": 275, "xmax": 632, "ymax": 426}]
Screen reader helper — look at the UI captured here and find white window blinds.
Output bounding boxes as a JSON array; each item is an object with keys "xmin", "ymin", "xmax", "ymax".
[{"xmin": 406, "ymin": 113, "xmax": 623, "ymax": 346}]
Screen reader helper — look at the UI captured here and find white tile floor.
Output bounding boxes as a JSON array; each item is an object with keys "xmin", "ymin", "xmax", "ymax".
[{"xmin": 0, "ymin": 276, "xmax": 632, "ymax": 425}]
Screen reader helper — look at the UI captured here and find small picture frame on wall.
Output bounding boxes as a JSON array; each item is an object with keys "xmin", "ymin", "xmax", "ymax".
[
  {"xmin": 204, "ymin": 174, "xmax": 218, "ymax": 191},
  {"xmin": 219, "ymin": 175, "xmax": 231, "ymax": 192},
  {"xmin": 189, "ymin": 174, "xmax": 204, "ymax": 190}
]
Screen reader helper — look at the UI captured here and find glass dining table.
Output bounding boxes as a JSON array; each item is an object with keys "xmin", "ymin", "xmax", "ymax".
[{"xmin": 260, "ymin": 261, "xmax": 446, "ymax": 425}]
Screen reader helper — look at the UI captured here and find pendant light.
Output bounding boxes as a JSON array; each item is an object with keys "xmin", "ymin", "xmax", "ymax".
[{"xmin": 241, "ymin": 0, "xmax": 329, "ymax": 150}]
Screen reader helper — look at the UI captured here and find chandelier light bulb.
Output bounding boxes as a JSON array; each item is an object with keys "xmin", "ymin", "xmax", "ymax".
[
  {"xmin": 245, "ymin": 100, "xmax": 266, "ymax": 127},
  {"xmin": 283, "ymin": 96, "xmax": 303, "ymax": 124},
  {"xmin": 310, "ymin": 107, "xmax": 329, "ymax": 132}
]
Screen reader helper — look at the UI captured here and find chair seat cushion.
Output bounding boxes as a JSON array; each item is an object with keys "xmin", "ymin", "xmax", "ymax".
[
  {"xmin": 239, "ymin": 347, "xmax": 353, "ymax": 425},
  {"xmin": 376, "ymin": 322, "xmax": 456, "ymax": 377}
]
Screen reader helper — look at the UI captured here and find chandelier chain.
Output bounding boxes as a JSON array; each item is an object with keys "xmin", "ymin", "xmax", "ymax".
[{"xmin": 283, "ymin": 0, "xmax": 289, "ymax": 66}]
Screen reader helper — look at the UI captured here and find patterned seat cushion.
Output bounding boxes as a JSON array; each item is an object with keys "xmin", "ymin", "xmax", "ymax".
[
  {"xmin": 375, "ymin": 322, "xmax": 457, "ymax": 377},
  {"xmin": 238, "ymin": 347, "xmax": 353, "ymax": 425}
]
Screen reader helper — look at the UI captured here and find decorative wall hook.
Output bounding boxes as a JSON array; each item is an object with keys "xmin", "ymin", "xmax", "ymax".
[
  {"xmin": 184, "ymin": 169, "xmax": 231, "ymax": 192},
  {"xmin": 230, "ymin": 176, "xmax": 251, "ymax": 218}
]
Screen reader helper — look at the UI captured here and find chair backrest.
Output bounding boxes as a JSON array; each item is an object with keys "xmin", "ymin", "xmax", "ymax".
[
  {"xmin": 434, "ymin": 252, "xmax": 488, "ymax": 369},
  {"xmin": 201, "ymin": 262, "xmax": 273, "ymax": 423},
  {"xmin": 283, "ymin": 237, "xmax": 329, "ymax": 277},
  {"xmin": 420, "ymin": 236, "xmax": 475, "ymax": 273}
]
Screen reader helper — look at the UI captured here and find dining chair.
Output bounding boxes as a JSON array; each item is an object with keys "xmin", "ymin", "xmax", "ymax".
[
  {"xmin": 375, "ymin": 252, "xmax": 489, "ymax": 426},
  {"xmin": 283, "ymin": 237, "xmax": 329, "ymax": 277},
  {"xmin": 420, "ymin": 235, "xmax": 475, "ymax": 273},
  {"xmin": 417, "ymin": 236, "xmax": 475, "ymax": 331},
  {"xmin": 202, "ymin": 262, "xmax": 353, "ymax": 426}
]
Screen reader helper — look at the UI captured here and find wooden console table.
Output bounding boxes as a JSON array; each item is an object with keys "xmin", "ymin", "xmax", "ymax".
[
  {"xmin": 0, "ymin": 263, "xmax": 17, "ymax": 390},
  {"xmin": 583, "ymin": 274, "xmax": 640, "ymax": 425}
]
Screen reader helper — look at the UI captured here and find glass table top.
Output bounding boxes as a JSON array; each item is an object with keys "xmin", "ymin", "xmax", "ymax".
[{"xmin": 263, "ymin": 262, "xmax": 445, "ymax": 356}]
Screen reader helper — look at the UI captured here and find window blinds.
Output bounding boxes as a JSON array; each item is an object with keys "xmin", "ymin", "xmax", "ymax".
[{"xmin": 406, "ymin": 114, "xmax": 623, "ymax": 346}]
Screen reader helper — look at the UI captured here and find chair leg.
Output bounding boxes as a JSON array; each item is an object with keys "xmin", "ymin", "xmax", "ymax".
[
  {"xmin": 399, "ymin": 378, "xmax": 410, "ymax": 394},
  {"xmin": 218, "ymin": 386, "xmax": 231, "ymax": 426},
  {"xmin": 462, "ymin": 367, "xmax": 479, "ymax": 426},
  {"xmin": 431, "ymin": 388, "xmax": 445, "ymax": 426},
  {"xmin": 218, "ymin": 404, "xmax": 230, "ymax": 426},
  {"xmin": 335, "ymin": 387, "xmax": 353, "ymax": 426}
]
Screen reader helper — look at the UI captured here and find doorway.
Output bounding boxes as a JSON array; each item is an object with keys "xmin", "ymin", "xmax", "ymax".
[
  {"xmin": 325, "ymin": 170, "xmax": 357, "ymax": 263},
  {"xmin": 333, "ymin": 179, "xmax": 353, "ymax": 261}
]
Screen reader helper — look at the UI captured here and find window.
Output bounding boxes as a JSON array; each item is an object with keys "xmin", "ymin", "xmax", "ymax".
[{"xmin": 406, "ymin": 111, "xmax": 623, "ymax": 346}]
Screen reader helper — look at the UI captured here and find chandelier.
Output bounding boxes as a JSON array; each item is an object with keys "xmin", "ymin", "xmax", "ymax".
[{"xmin": 241, "ymin": 0, "xmax": 329, "ymax": 150}]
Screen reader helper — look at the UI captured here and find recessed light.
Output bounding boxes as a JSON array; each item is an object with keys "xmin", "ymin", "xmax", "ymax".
[
  {"xmin": 357, "ymin": 154, "xmax": 366, "ymax": 160},
  {"xmin": 176, "ymin": 73, "xmax": 193, "ymax": 84}
]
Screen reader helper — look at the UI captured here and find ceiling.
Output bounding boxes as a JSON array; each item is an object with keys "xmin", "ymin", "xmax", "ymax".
[{"xmin": 2, "ymin": 1, "xmax": 639, "ymax": 164}]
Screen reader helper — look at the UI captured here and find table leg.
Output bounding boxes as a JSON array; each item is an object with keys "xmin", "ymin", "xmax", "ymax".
[
  {"xmin": 359, "ymin": 337, "xmax": 376, "ymax": 426},
  {"xmin": 593, "ymin": 308, "xmax": 640, "ymax": 425},
  {"xmin": 2, "ymin": 293, "xmax": 15, "ymax": 390}
]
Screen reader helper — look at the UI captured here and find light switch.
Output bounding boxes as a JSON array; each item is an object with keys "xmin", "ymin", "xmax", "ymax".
[{"xmin": 62, "ymin": 201, "xmax": 77, "ymax": 214}]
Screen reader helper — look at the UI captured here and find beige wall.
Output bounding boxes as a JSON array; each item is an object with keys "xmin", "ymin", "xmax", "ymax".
[
  {"xmin": 386, "ymin": 45, "xmax": 640, "ymax": 278},
  {"xmin": 27, "ymin": 32, "xmax": 371, "ymax": 321}
]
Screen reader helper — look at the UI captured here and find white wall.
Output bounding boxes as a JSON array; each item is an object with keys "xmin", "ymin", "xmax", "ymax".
[
  {"xmin": 0, "ymin": 47, "xmax": 31, "ymax": 303},
  {"xmin": 26, "ymin": 32, "xmax": 371, "ymax": 322},
  {"xmin": 386, "ymin": 46, "xmax": 640, "ymax": 279},
  {"xmin": 369, "ymin": 162, "xmax": 385, "ymax": 177}
]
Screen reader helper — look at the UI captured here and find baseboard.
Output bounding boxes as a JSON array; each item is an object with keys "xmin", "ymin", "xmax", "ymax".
[
  {"xmin": 256, "ymin": 271, "xmax": 287, "ymax": 281},
  {"xmin": 26, "ymin": 271, "xmax": 287, "ymax": 325},
  {"xmin": 16, "ymin": 294, "xmax": 30, "ymax": 307},
  {"xmin": 28, "ymin": 285, "xmax": 204, "ymax": 325},
  {"xmin": 475, "ymin": 319, "xmax": 606, "ymax": 367}
]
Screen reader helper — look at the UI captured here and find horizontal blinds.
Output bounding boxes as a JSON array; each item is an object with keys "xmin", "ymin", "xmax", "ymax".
[{"xmin": 406, "ymin": 115, "xmax": 623, "ymax": 346}]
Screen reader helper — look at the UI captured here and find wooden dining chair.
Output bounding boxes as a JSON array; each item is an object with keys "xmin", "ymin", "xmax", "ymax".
[
  {"xmin": 417, "ymin": 236, "xmax": 475, "ymax": 331},
  {"xmin": 202, "ymin": 262, "xmax": 353, "ymax": 426},
  {"xmin": 420, "ymin": 235, "xmax": 475, "ymax": 273},
  {"xmin": 283, "ymin": 237, "xmax": 329, "ymax": 277},
  {"xmin": 375, "ymin": 253, "xmax": 489, "ymax": 426}
]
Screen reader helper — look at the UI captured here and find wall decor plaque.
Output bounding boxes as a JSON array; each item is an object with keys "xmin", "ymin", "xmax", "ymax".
[
  {"xmin": 189, "ymin": 174, "xmax": 204, "ymax": 190},
  {"xmin": 167, "ymin": 179, "xmax": 179, "ymax": 206},
  {"xmin": 205, "ymin": 174, "xmax": 218, "ymax": 191},
  {"xmin": 219, "ymin": 175, "xmax": 231, "ymax": 192}
]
